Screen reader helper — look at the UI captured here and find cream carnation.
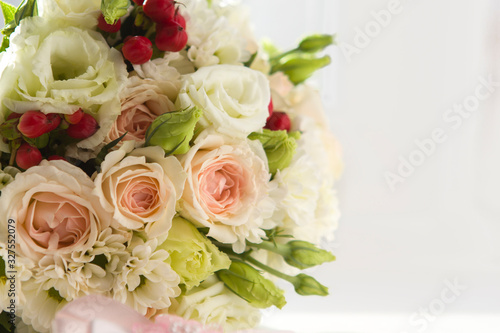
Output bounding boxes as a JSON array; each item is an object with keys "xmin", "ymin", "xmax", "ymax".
[
  {"xmin": 0, "ymin": 160, "xmax": 112, "ymax": 262},
  {"xmin": 106, "ymin": 76, "xmax": 177, "ymax": 146},
  {"xmin": 178, "ymin": 130, "xmax": 274, "ymax": 253},
  {"xmin": 176, "ymin": 65, "xmax": 270, "ymax": 139},
  {"xmin": 170, "ymin": 275, "xmax": 261, "ymax": 331},
  {"xmin": 93, "ymin": 141, "xmax": 186, "ymax": 238},
  {"xmin": 0, "ymin": 17, "xmax": 127, "ymax": 151}
]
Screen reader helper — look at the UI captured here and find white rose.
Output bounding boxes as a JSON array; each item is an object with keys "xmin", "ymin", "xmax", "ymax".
[
  {"xmin": 170, "ymin": 275, "xmax": 261, "ymax": 331},
  {"xmin": 176, "ymin": 65, "xmax": 270, "ymax": 139},
  {"xmin": 178, "ymin": 130, "xmax": 273, "ymax": 253},
  {"xmin": 0, "ymin": 17, "xmax": 127, "ymax": 151},
  {"xmin": 38, "ymin": 0, "xmax": 101, "ymax": 29},
  {"xmin": 0, "ymin": 160, "xmax": 112, "ymax": 262},
  {"xmin": 93, "ymin": 141, "xmax": 186, "ymax": 238}
]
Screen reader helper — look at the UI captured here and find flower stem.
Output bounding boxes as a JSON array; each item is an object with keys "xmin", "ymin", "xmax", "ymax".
[{"xmin": 243, "ymin": 254, "xmax": 296, "ymax": 284}]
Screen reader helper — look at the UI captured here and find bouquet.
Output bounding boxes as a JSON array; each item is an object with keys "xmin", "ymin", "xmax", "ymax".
[{"xmin": 0, "ymin": 0, "xmax": 342, "ymax": 332}]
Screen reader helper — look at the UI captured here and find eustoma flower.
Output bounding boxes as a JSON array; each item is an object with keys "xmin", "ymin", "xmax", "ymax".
[{"xmin": 178, "ymin": 130, "xmax": 274, "ymax": 253}]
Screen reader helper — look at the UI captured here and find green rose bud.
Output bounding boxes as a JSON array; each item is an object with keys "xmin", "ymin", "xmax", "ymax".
[
  {"xmin": 101, "ymin": 0, "xmax": 130, "ymax": 24},
  {"xmin": 292, "ymin": 273, "xmax": 329, "ymax": 296},
  {"xmin": 217, "ymin": 261, "xmax": 286, "ymax": 309},
  {"xmin": 298, "ymin": 34, "xmax": 335, "ymax": 53},
  {"xmin": 272, "ymin": 55, "xmax": 331, "ymax": 85},
  {"xmin": 145, "ymin": 107, "xmax": 203, "ymax": 155},
  {"xmin": 248, "ymin": 129, "xmax": 299, "ymax": 175},
  {"xmin": 157, "ymin": 217, "xmax": 230, "ymax": 290},
  {"xmin": 284, "ymin": 240, "xmax": 335, "ymax": 270}
]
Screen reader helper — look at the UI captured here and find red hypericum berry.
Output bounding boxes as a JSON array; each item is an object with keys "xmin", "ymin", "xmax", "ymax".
[
  {"xmin": 97, "ymin": 14, "xmax": 122, "ymax": 33},
  {"xmin": 6, "ymin": 112, "xmax": 22, "ymax": 121},
  {"xmin": 155, "ymin": 22, "xmax": 188, "ymax": 52},
  {"xmin": 267, "ymin": 97, "xmax": 274, "ymax": 121},
  {"xmin": 18, "ymin": 111, "xmax": 50, "ymax": 138},
  {"xmin": 66, "ymin": 113, "xmax": 99, "ymax": 139},
  {"xmin": 264, "ymin": 111, "xmax": 291, "ymax": 132},
  {"xmin": 122, "ymin": 36, "xmax": 153, "ymax": 64},
  {"xmin": 64, "ymin": 108, "xmax": 84, "ymax": 125},
  {"xmin": 16, "ymin": 143, "xmax": 42, "ymax": 170},
  {"xmin": 143, "ymin": 0, "xmax": 176, "ymax": 23},
  {"xmin": 48, "ymin": 155, "xmax": 66, "ymax": 161},
  {"xmin": 46, "ymin": 113, "xmax": 61, "ymax": 132},
  {"xmin": 173, "ymin": 12, "xmax": 186, "ymax": 29},
  {"xmin": 132, "ymin": 0, "xmax": 145, "ymax": 5}
]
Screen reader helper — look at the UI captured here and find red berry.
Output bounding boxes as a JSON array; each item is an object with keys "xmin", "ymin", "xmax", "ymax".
[
  {"xmin": 155, "ymin": 22, "xmax": 188, "ymax": 52},
  {"xmin": 264, "ymin": 111, "xmax": 291, "ymax": 132},
  {"xmin": 267, "ymin": 97, "xmax": 274, "ymax": 121},
  {"xmin": 64, "ymin": 108, "xmax": 84, "ymax": 125},
  {"xmin": 18, "ymin": 111, "xmax": 50, "ymax": 138},
  {"xmin": 16, "ymin": 143, "xmax": 42, "ymax": 170},
  {"xmin": 66, "ymin": 113, "xmax": 99, "ymax": 139},
  {"xmin": 46, "ymin": 113, "xmax": 61, "ymax": 132},
  {"xmin": 143, "ymin": 0, "xmax": 176, "ymax": 23},
  {"xmin": 122, "ymin": 36, "xmax": 153, "ymax": 64},
  {"xmin": 48, "ymin": 155, "xmax": 66, "ymax": 161},
  {"xmin": 6, "ymin": 112, "xmax": 22, "ymax": 121},
  {"xmin": 132, "ymin": 0, "xmax": 145, "ymax": 5},
  {"xmin": 173, "ymin": 12, "xmax": 186, "ymax": 29},
  {"xmin": 98, "ymin": 14, "xmax": 122, "ymax": 33}
]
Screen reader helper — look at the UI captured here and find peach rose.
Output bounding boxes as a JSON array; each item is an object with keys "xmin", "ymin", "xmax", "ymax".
[
  {"xmin": 0, "ymin": 160, "xmax": 111, "ymax": 261},
  {"xmin": 106, "ymin": 76, "xmax": 177, "ymax": 146},
  {"xmin": 179, "ymin": 130, "xmax": 274, "ymax": 253},
  {"xmin": 93, "ymin": 141, "xmax": 186, "ymax": 238}
]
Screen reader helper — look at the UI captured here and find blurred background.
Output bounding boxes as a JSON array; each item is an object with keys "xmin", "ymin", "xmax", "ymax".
[
  {"xmin": 3, "ymin": 0, "xmax": 499, "ymax": 332},
  {"xmin": 244, "ymin": 0, "xmax": 500, "ymax": 332}
]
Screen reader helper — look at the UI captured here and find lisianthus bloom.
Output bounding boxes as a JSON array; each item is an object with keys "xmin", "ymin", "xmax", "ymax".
[
  {"xmin": 176, "ymin": 64, "xmax": 270, "ymax": 139},
  {"xmin": 0, "ymin": 16, "xmax": 127, "ymax": 151},
  {"xmin": 0, "ymin": 160, "xmax": 112, "ymax": 261},
  {"xmin": 106, "ymin": 76, "xmax": 177, "ymax": 146},
  {"xmin": 38, "ymin": 0, "xmax": 102, "ymax": 29},
  {"xmin": 178, "ymin": 130, "xmax": 275, "ymax": 253},
  {"xmin": 93, "ymin": 141, "xmax": 186, "ymax": 238}
]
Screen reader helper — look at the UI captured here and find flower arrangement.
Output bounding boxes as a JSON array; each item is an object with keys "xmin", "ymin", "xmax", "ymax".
[{"xmin": 0, "ymin": 0, "xmax": 342, "ymax": 332}]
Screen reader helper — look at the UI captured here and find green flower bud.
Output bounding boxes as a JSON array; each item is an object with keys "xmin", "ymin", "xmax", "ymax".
[
  {"xmin": 248, "ymin": 129, "xmax": 299, "ymax": 175},
  {"xmin": 272, "ymin": 55, "xmax": 331, "ymax": 85},
  {"xmin": 217, "ymin": 261, "xmax": 286, "ymax": 309},
  {"xmin": 298, "ymin": 34, "xmax": 335, "ymax": 53},
  {"xmin": 284, "ymin": 240, "xmax": 335, "ymax": 270},
  {"xmin": 0, "ymin": 167, "xmax": 18, "ymax": 191},
  {"xmin": 293, "ymin": 273, "xmax": 329, "ymax": 296},
  {"xmin": 101, "ymin": 0, "xmax": 130, "ymax": 24},
  {"xmin": 157, "ymin": 217, "xmax": 230, "ymax": 290},
  {"xmin": 145, "ymin": 107, "xmax": 202, "ymax": 155}
]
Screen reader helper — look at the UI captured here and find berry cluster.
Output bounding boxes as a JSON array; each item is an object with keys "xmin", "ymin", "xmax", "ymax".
[
  {"xmin": 264, "ymin": 97, "xmax": 291, "ymax": 132},
  {"xmin": 98, "ymin": 0, "xmax": 188, "ymax": 65},
  {"xmin": 2, "ymin": 109, "xmax": 98, "ymax": 169}
]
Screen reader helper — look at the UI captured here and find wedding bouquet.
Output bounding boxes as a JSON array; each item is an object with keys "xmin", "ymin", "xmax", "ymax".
[{"xmin": 0, "ymin": 0, "xmax": 342, "ymax": 332}]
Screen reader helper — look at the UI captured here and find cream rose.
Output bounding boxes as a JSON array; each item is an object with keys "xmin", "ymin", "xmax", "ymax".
[
  {"xmin": 106, "ymin": 76, "xmax": 177, "ymax": 146},
  {"xmin": 179, "ymin": 130, "xmax": 274, "ymax": 253},
  {"xmin": 0, "ymin": 17, "xmax": 127, "ymax": 151},
  {"xmin": 93, "ymin": 141, "xmax": 186, "ymax": 238},
  {"xmin": 0, "ymin": 160, "xmax": 111, "ymax": 261},
  {"xmin": 176, "ymin": 65, "xmax": 270, "ymax": 139}
]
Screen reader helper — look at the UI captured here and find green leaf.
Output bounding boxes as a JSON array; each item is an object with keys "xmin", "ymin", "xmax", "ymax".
[
  {"xmin": 0, "ymin": 255, "xmax": 5, "ymax": 277},
  {"xmin": 0, "ymin": 311, "xmax": 13, "ymax": 333},
  {"xmin": 243, "ymin": 52, "xmax": 257, "ymax": 68},
  {"xmin": 0, "ymin": 35, "xmax": 9, "ymax": 52},
  {"xmin": 0, "ymin": 1, "xmax": 16, "ymax": 27},
  {"xmin": 24, "ymin": 132, "xmax": 49, "ymax": 149},
  {"xmin": 14, "ymin": 0, "xmax": 38, "ymax": 26},
  {"xmin": 101, "ymin": 0, "xmax": 130, "ymax": 24}
]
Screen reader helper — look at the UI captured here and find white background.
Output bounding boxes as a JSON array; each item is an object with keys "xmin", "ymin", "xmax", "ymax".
[
  {"xmin": 243, "ymin": 0, "xmax": 500, "ymax": 332},
  {"xmin": 4, "ymin": 0, "xmax": 500, "ymax": 332}
]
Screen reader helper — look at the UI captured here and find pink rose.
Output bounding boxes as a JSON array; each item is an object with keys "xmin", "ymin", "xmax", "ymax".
[
  {"xmin": 0, "ymin": 160, "xmax": 111, "ymax": 260},
  {"xmin": 107, "ymin": 76, "xmax": 177, "ymax": 146},
  {"xmin": 179, "ymin": 130, "xmax": 274, "ymax": 253}
]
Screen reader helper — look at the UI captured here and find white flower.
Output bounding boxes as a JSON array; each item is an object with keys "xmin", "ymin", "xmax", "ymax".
[
  {"xmin": 0, "ymin": 160, "xmax": 112, "ymax": 262},
  {"xmin": 113, "ymin": 236, "xmax": 180, "ymax": 315},
  {"xmin": 180, "ymin": 0, "xmax": 249, "ymax": 68},
  {"xmin": 170, "ymin": 275, "xmax": 261, "ymax": 331},
  {"xmin": 0, "ymin": 166, "xmax": 19, "ymax": 190},
  {"xmin": 0, "ymin": 17, "xmax": 127, "ymax": 151},
  {"xmin": 0, "ymin": 246, "xmax": 34, "ymax": 313},
  {"xmin": 178, "ymin": 130, "xmax": 274, "ymax": 253},
  {"xmin": 93, "ymin": 141, "xmax": 186, "ymax": 238},
  {"xmin": 176, "ymin": 65, "xmax": 270, "ymax": 139},
  {"xmin": 38, "ymin": 0, "xmax": 101, "ymax": 29}
]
